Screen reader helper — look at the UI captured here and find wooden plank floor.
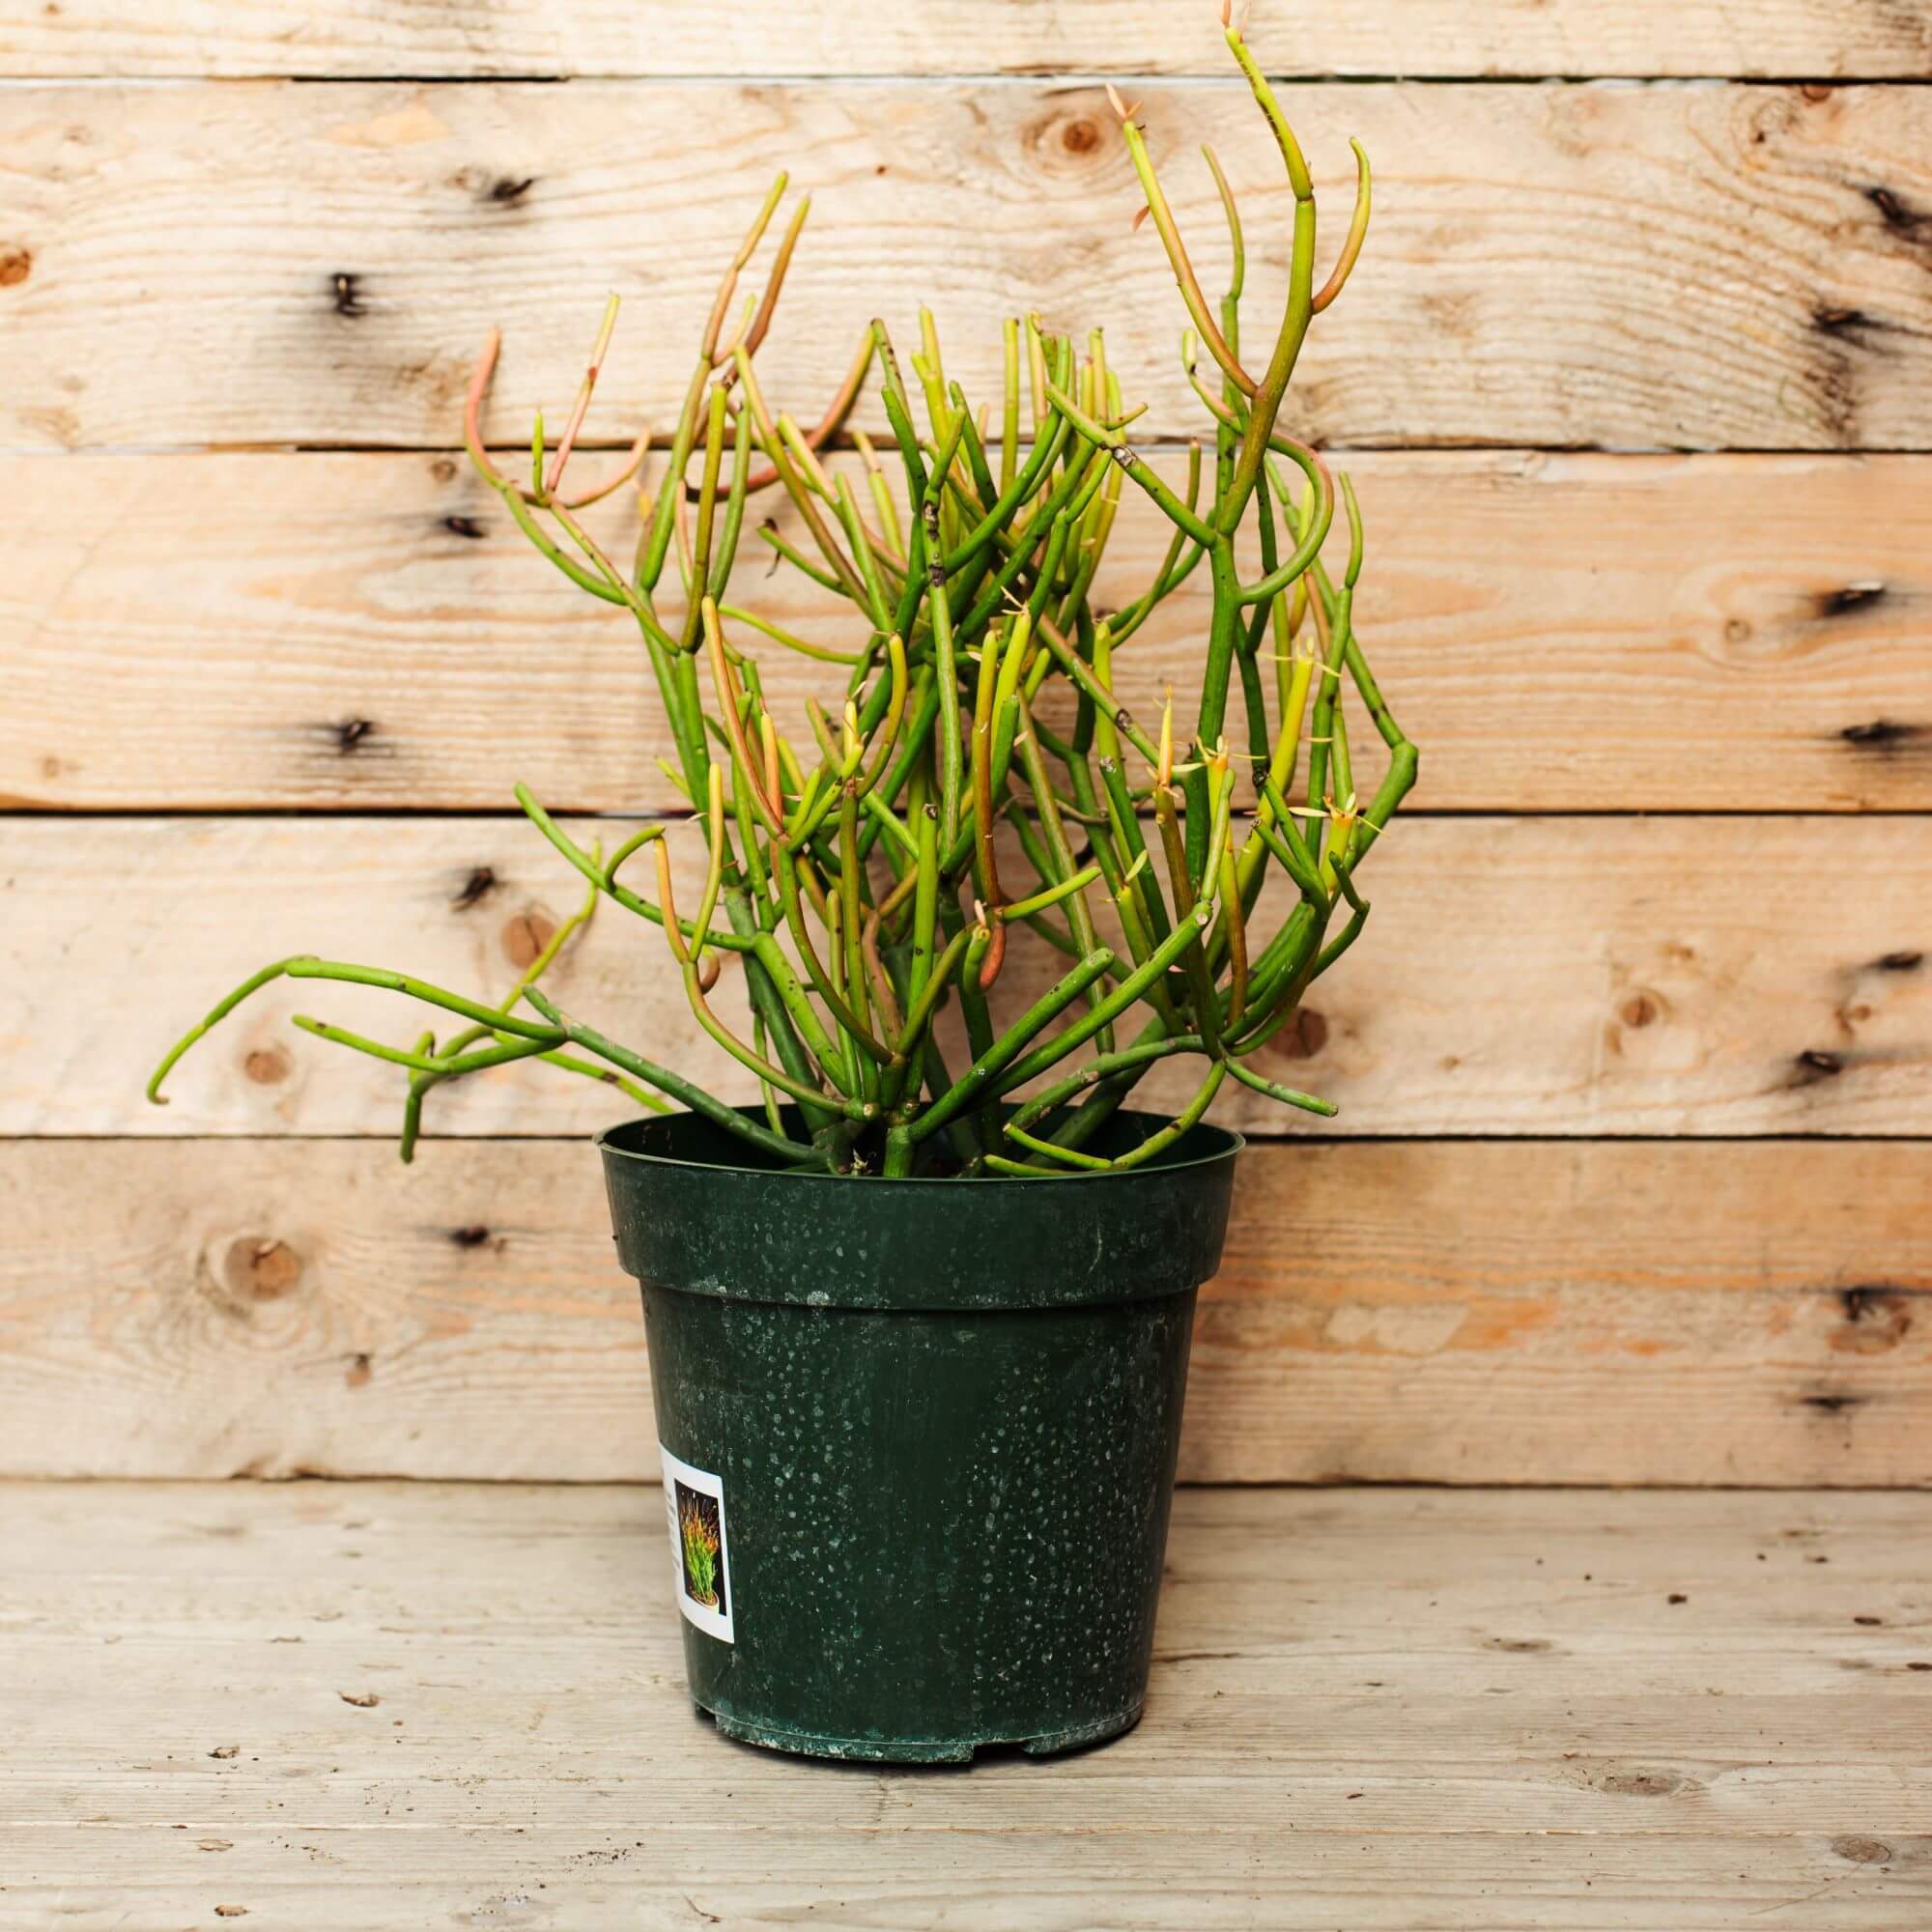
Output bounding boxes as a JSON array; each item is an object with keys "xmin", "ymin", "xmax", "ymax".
[{"xmin": 3, "ymin": 1485, "xmax": 1929, "ymax": 1929}]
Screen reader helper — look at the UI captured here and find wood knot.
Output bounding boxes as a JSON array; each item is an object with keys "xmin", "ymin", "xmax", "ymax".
[
  {"xmin": 452, "ymin": 865, "xmax": 497, "ymax": 909},
  {"xmin": 489, "ymin": 175, "xmax": 536, "ymax": 205},
  {"xmin": 1747, "ymin": 94, "xmax": 1800, "ymax": 147},
  {"xmin": 443, "ymin": 514, "xmax": 485, "ymax": 540},
  {"xmin": 223, "ymin": 1236, "xmax": 302, "ymax": 1303},
  {"xmin": 1833, "ymin": 1286, "xmax": 1912, "ymax": 1354},
  {"xmin": 1841, "ymin": 719, "xmax": 1921, "ymax": 752},
  {"xmin": 1269, "ymin": 1009, "xmax": 1328, "ymax": 1061},
  {"xmin": 500, "ymin": 908, "xmax": 555, "ymax": 969},
  {"xmin": 1876, "ymin": 951, "xmax": 1922, "ymax": 972},
  {"xmin": 344, "ymin": 1351, "xmax": 372, "ymax": 1388},
  {"xmin": 1832, "ymin": 1835, "xmax": 1891, "ymax": 1865},
  {"xmin": 333, "ymin": 717, "xmax": 375, "ymax": 754},
  {"xmin": 1813, "ymin": 306, "xmax": 1876, "ymax": 341},
  {"xmin": 1865, "ymin": 185, "xmax": 1926, "ymax": 236},
  {"xmin": 1600, "ymin": 1770, "xmax": 1686, "ymax": 1799},
  {"xmin": 1029, "ymin": 107, "xmax": 1111, "ymax": 175},
  {"xmin": 243, "ymin": 1045, "xmax": 291, "ymax": 1085},
  {"xmin": 0, "ymin": 244, "xmax": 31, "ymax": 288},
  {"xmin": 1817, "ymin": 581, "xmax": 1886, "ymax": 617},
  {"xmin": 330, "ymin": 271, "xmax": 364, "ymax": 318},
  {"xmin": 450, "ymin": 1225, "xmax": 492, "ymax": 1248},
  {"xmin": 1619, "ymin": 991, "xmax": 1661, "ymax": 1029},
  {"xmin": 1802, "ymin": 1391, "xmax": 1864, "ymax": 1414}
]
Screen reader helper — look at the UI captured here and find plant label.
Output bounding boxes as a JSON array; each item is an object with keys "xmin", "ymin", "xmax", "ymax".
[{"xmin": 661, "ymin": 1445, "xmax": 734, "ymax": 1644}]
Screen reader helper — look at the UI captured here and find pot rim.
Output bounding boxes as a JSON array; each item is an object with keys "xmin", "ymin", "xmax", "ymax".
[
  {"xmin": 598, "ymin": 1106, "xmax": 1242, "ymax": 1309},
  {"xmin": 594, "ymin": 1107, "xmax": 1245, "ymax": 1184}
]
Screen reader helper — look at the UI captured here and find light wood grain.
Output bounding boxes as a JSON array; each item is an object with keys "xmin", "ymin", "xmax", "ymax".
[
  {"xmin": 4, "ymin": 2, "xmax": 1931, "ymax": 1533},
  {"xmin": 1, "ymin": 1137, "xmax": 1927, "ymax": 1484},
  {"xmin": 10, "ymin": 449, "xmax": 1929, "ymax": 812},
  {"xmin": 7, "ymin": 1826, "xmax": 1923, "ymax": 1932},
  {"xmin": 7, "ymin": 812, "xmax": 1923, "ymax": 1139},
  {"xmin": 6, "ymin": 81, "xmax": 1932, "ymax": 450},
  {"xmin": 3, "ymin": 1482, "xmax": 1929, "ymax": 1928},
  {"xmin": 7, "ymin": 0, "xmax": 1930, "ymax": 80}
]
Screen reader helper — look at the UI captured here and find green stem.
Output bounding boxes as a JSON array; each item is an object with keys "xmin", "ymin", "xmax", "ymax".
[
  {"xmin": 522, "ymin": 988, "xmax": 829, "ymax": 1166},
  {"xmin": 905, "ymin": 946, "xmax": 1116, "ymax": 1146}
]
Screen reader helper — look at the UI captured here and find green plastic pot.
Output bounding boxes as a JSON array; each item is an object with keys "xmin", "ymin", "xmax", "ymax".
[{"xmin": 597, "ymin": 1106, "xmax": 1241, "ymax": 1764}]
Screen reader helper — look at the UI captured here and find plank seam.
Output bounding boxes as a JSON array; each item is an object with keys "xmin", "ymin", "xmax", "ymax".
[
  {"xmin": 11, "ymin": 1132, "xmax": 1930, "ymax": 1147},
  {"xmin": 8, "ymin": 808, "xmax": 1931, "ymax": 822},
  {"xmin": 0, "ymin": 1472, "xmax": 1919, "ymax": 1491},
  {"xmin": 19, "ymin": 440, "xmax": 1932, "ymax": 460},
  {"xmin": 5, "ymin": 72, "xmax": 1932, "ymax": 88}
]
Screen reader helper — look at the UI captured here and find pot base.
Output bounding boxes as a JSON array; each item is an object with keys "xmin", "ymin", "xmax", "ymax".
[{"xmin": 701, "ymin": 1699, "xmax": 1143, "ymax": 1764}]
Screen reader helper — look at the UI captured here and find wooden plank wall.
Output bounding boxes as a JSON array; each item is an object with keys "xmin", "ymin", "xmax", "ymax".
[{"xmin": 1, "ymin": 1, "xmax": 1927, "ymax": 1485}]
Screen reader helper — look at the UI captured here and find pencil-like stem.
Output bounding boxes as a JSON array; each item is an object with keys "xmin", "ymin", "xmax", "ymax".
[
  {"xmin": 156, "ymin": 28, "xmax": 1415, "ymax": 1177},
  {"xmin": 1108, "ymin": 87, "xmax": 1254, "ymax": 397}
]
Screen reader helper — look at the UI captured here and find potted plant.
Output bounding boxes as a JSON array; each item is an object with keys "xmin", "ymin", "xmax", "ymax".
[{"xmin": 150, "ymin": 17, "xmax": 1413, "ymax": 1762}]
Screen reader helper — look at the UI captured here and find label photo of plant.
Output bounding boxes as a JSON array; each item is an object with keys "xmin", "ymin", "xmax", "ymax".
[
  {"xmin": 661, "ymin": 1447, "xmax": 734, "ymax": 1643},
  {"xmin": 678, "ymin": 1487, "xmax": 724, "ymax": 1615}
]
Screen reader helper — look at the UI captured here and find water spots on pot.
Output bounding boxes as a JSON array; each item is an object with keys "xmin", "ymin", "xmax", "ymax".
[
  {"xmin": 605, "ymin": 1114, "xmax": 1231, "ymax": 1758},
  {"xmin": 712, "ymin": 1295, "xmax": 1168, "ymax": 1748}
]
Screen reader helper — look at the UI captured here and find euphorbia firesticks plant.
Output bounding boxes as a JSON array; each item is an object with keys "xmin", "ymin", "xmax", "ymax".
[{"xmin": 150, "ymin": 14, "xmax": 1415, "ymax": 1179}]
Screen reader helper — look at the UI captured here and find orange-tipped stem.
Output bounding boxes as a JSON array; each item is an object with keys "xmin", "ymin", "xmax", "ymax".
[
  {"xmin": 1110, "ymin": 94, "xmax": 1255, "ymax": 397},
  {"xmin": 700, "ymin": 174, "xmax": 788, "ymax": 359},
  {"xmin": 703, "ymin": 599, "xmax": 784, "ymax": 834},
  {"xmin": 545, "ymin": 294, "xmax": 621, "ymax": 497},
  {"xmin": 466, "ymin": 327, "xmax": 653, "ymax": 512},
  {"xmin": 727, "ymin": 193, "xmax": 811, "ymax": 370},
  {"xmin": 1312, "ymin": 140, "xmax": 1372, "ymax": 313},
  {"xmin": 652, "ymin": 841, "xmax": 692, "ymax": 967},
  {"xmin": 735, "ymin": 327, "xmax": 876, "ymax": 499}
]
